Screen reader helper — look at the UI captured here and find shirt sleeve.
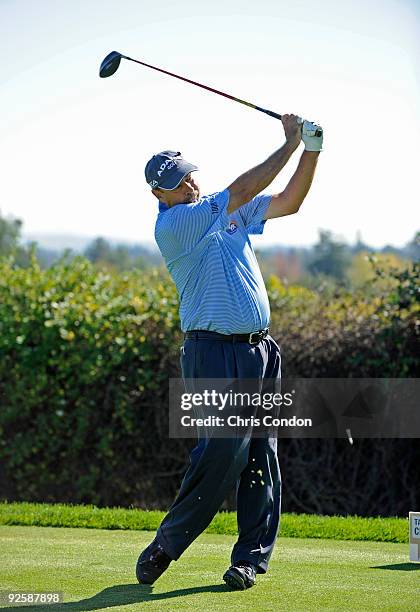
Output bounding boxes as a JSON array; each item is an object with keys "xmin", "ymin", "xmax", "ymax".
[
  {"xmin": 247, "ymin": 220, "xmax": 267, "ymax": 235},
  {"xmin": 162, "ymin": 189, "xmax": 230, "ymax": 254},
  {"xmin": 237, "ymin": 194, "xmax": 272, "ymax": 233}
]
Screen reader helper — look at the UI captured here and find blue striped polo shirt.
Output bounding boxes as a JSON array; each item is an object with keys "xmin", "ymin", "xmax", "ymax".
[{"xmin": 154, "ymin": 188, "xmax": 272, "ymax": 334}]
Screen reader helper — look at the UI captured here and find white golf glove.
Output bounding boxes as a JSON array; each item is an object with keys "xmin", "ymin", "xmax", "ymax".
[{"xmin": 302, "ymin": 120, "xmax": 323, "ymax": 152}]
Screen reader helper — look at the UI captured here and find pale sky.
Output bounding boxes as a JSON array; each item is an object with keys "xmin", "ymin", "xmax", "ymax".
[{"xmin": 0, "ymin": 0, "xmax": 419, "ymax": 249}]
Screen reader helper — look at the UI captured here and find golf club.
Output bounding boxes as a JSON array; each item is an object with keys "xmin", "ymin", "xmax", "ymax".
[{"xmin": 99, "ymin": 51, "xmax": 322, "ymax": 136}]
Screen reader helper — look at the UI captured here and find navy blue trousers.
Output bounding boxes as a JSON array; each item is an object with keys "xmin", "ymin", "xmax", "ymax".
[{"xmin": 156, "ymin": 333, "xmax": 282, "ymax": 573}]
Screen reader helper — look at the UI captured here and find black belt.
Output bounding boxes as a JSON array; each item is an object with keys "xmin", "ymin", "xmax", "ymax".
[{"xmin": 184, "ymin": 328, "xmax": 269, "ymax": 345}]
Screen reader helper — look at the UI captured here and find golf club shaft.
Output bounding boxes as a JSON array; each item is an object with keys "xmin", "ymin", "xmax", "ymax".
[{"xmin": 121, "ymin": 55, "xmax": 282, "ymax": 121}]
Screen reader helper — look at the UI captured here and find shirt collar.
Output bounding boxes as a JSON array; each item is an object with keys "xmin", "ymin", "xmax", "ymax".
[
  {"xmin": 158, "ymin": 201, "xmax": 169, "ymax": 212},
  {"xmin": 158, "ymin": 199, "xmax": 198, "ymax": 212}
]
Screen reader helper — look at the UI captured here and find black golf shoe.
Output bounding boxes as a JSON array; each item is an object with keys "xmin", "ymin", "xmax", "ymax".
[
  {"xmin": 136, "ymin": 538, "xmax": 172, "ymax": 584},
  {"xmin": 223, "ymin": 561, "xmax": 257, "ymax": 590}
]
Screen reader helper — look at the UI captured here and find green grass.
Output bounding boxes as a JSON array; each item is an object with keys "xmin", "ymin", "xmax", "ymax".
[
  {"xmin": 0, "ymin": 502, "xmax": 409, "ymax": 543},
  {"xmin": 0, "ymin": 525, "xmax": 418, "ymax": 611}
]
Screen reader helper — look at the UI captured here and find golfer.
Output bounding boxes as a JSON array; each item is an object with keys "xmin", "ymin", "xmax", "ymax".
[{"xmin": 136, "ymin": 114, "xmax": 322, "ymax": 590}]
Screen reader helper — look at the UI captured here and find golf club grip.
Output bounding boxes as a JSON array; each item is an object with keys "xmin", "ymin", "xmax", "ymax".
[
  {"xmin": 259, "ymin": 108, "xmax": 282, "ymax": 120},
  {"xmin": 259, "ymin": 107, "xmax": 322, "ymax": 137}
]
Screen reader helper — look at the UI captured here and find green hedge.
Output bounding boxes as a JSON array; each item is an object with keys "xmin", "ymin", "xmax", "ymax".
[
  {"xmin": 0, "ymin": 256, "xmax": 418, "ymax": 514},
  {"xmin": 0, "ymin": 256, "xmax": 183, "ymax": 505},
  {"xmin": 266, "ymin": 264, "xmax": 418, "ymax": 377}
]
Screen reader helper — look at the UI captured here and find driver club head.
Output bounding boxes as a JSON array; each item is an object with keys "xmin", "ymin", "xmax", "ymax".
[{"xmin": 99, "ymin": 51, "xmax": 123, "ymax": 78}]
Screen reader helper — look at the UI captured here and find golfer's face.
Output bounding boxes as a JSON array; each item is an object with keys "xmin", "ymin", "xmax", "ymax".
[
  {"xmin": 159, "ymin": 173, "xmax": 200, "ymax": 206},
  {"xmin": 179, "ymin": 173, "xmax": 200, "ymax": 203}
]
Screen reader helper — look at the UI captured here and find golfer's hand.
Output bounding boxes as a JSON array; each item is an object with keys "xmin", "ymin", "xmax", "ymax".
[
  {"xmin": 282, "ymin": 114, "xmax": 302, "ymax": 148},
  {"xmin": 302, "ymin": 120, "xmax": 323, "ymax": 152}
]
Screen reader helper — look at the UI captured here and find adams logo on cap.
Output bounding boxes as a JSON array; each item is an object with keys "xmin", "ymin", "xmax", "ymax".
[{"xmin": 157, "ymin": 159, "xmax": 176, "ymax": 177}]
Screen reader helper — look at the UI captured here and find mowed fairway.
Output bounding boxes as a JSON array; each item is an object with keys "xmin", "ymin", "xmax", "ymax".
[{"xmin": 0, "ymin": 526, "xmax": 418, "ymax": 611}]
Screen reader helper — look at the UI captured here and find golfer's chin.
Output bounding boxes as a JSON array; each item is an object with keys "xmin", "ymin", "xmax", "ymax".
[{"xmin": 185, "ymin": 191, "xmax": 200, "ymax": 203}]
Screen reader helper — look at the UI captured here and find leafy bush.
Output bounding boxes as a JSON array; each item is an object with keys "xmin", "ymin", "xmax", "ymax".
[
  {"xmin": 0, "ymin": 255, "xmax": 184, "ymax": 505},
  {"xmin": 0, "ymin": 256, "xmax": 418, "ymax": 514},
  {"xmin": 267, "ymin": 261, "xmax": 418, "ymax": 377}
]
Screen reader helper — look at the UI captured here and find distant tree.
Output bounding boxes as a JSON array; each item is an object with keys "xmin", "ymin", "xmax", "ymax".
[
  {"xmin": 352, "ymin": 231, "xmax": 371, "ymax": 254},
  {"xmin": 34, "ymin": 246, "xmax": 66, "ymax": 268},
  {"xmin": 271, "ymin": 250, "xmax": 303, "ymax": 281},
  {"xmin": 84, "ymin": 237, "xmax": 112, "ymax": 263},
  {"xmin": 83, "ymin": 237, "xmax": 164, "ymax": 271},
  {"xmin": 346, "ymin": 251, "xmax": 409, "ymax": 289},
  {"xmin": 403, "ymin": 231, "xmax": 420, "ymax": 262},
  {"xmin": 109, "ymin": 245, "xmax": 131, "ymax": 270},
  {"xmin": 0, "ymin": 210, "xmax": 34, "ymax": 267},
  {"xmin": 0, "ymin": 211, "xmax": 22, "ymax": 256},
  {"xmin": 307, "ymin": 230, "xmax": 351, "ymax": 281}
]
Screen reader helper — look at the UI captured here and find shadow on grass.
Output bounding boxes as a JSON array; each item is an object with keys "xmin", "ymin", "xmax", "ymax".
[
  {"xmin": 370, "ymin": 563, "xmax": 420, "ymax": 571},
  {"xmin": 0, "ymin": 583, "xmax": 233, "ymax": 612}
]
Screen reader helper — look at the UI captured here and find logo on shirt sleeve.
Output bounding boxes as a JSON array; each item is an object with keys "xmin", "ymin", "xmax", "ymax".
[{"xmin": 226, "ymin": 221, "xmax": 238, "ymax": 234}]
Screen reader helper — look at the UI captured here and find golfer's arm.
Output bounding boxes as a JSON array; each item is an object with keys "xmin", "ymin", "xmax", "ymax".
[
  {"xmin": 227, "ymin": 141, "xmax": 299, "ymax": 214},
  {"xmin": 263, "ymin": 151, "xmax": 320, "ymax": 219}
]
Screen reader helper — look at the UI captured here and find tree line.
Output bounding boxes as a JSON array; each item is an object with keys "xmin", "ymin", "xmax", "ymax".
[{"xmin": 1, "ymin": 210, "xmax": 418, "ymax": 288}]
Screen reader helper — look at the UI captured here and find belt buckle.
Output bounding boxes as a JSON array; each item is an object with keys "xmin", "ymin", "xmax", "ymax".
[
  {"xmin": 248, "ymin": 331, "xmax": 260, "ymax": 344},
  {"xmin": 248, "ymin": 329, "xmax": 268, "ymax": 344}
]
